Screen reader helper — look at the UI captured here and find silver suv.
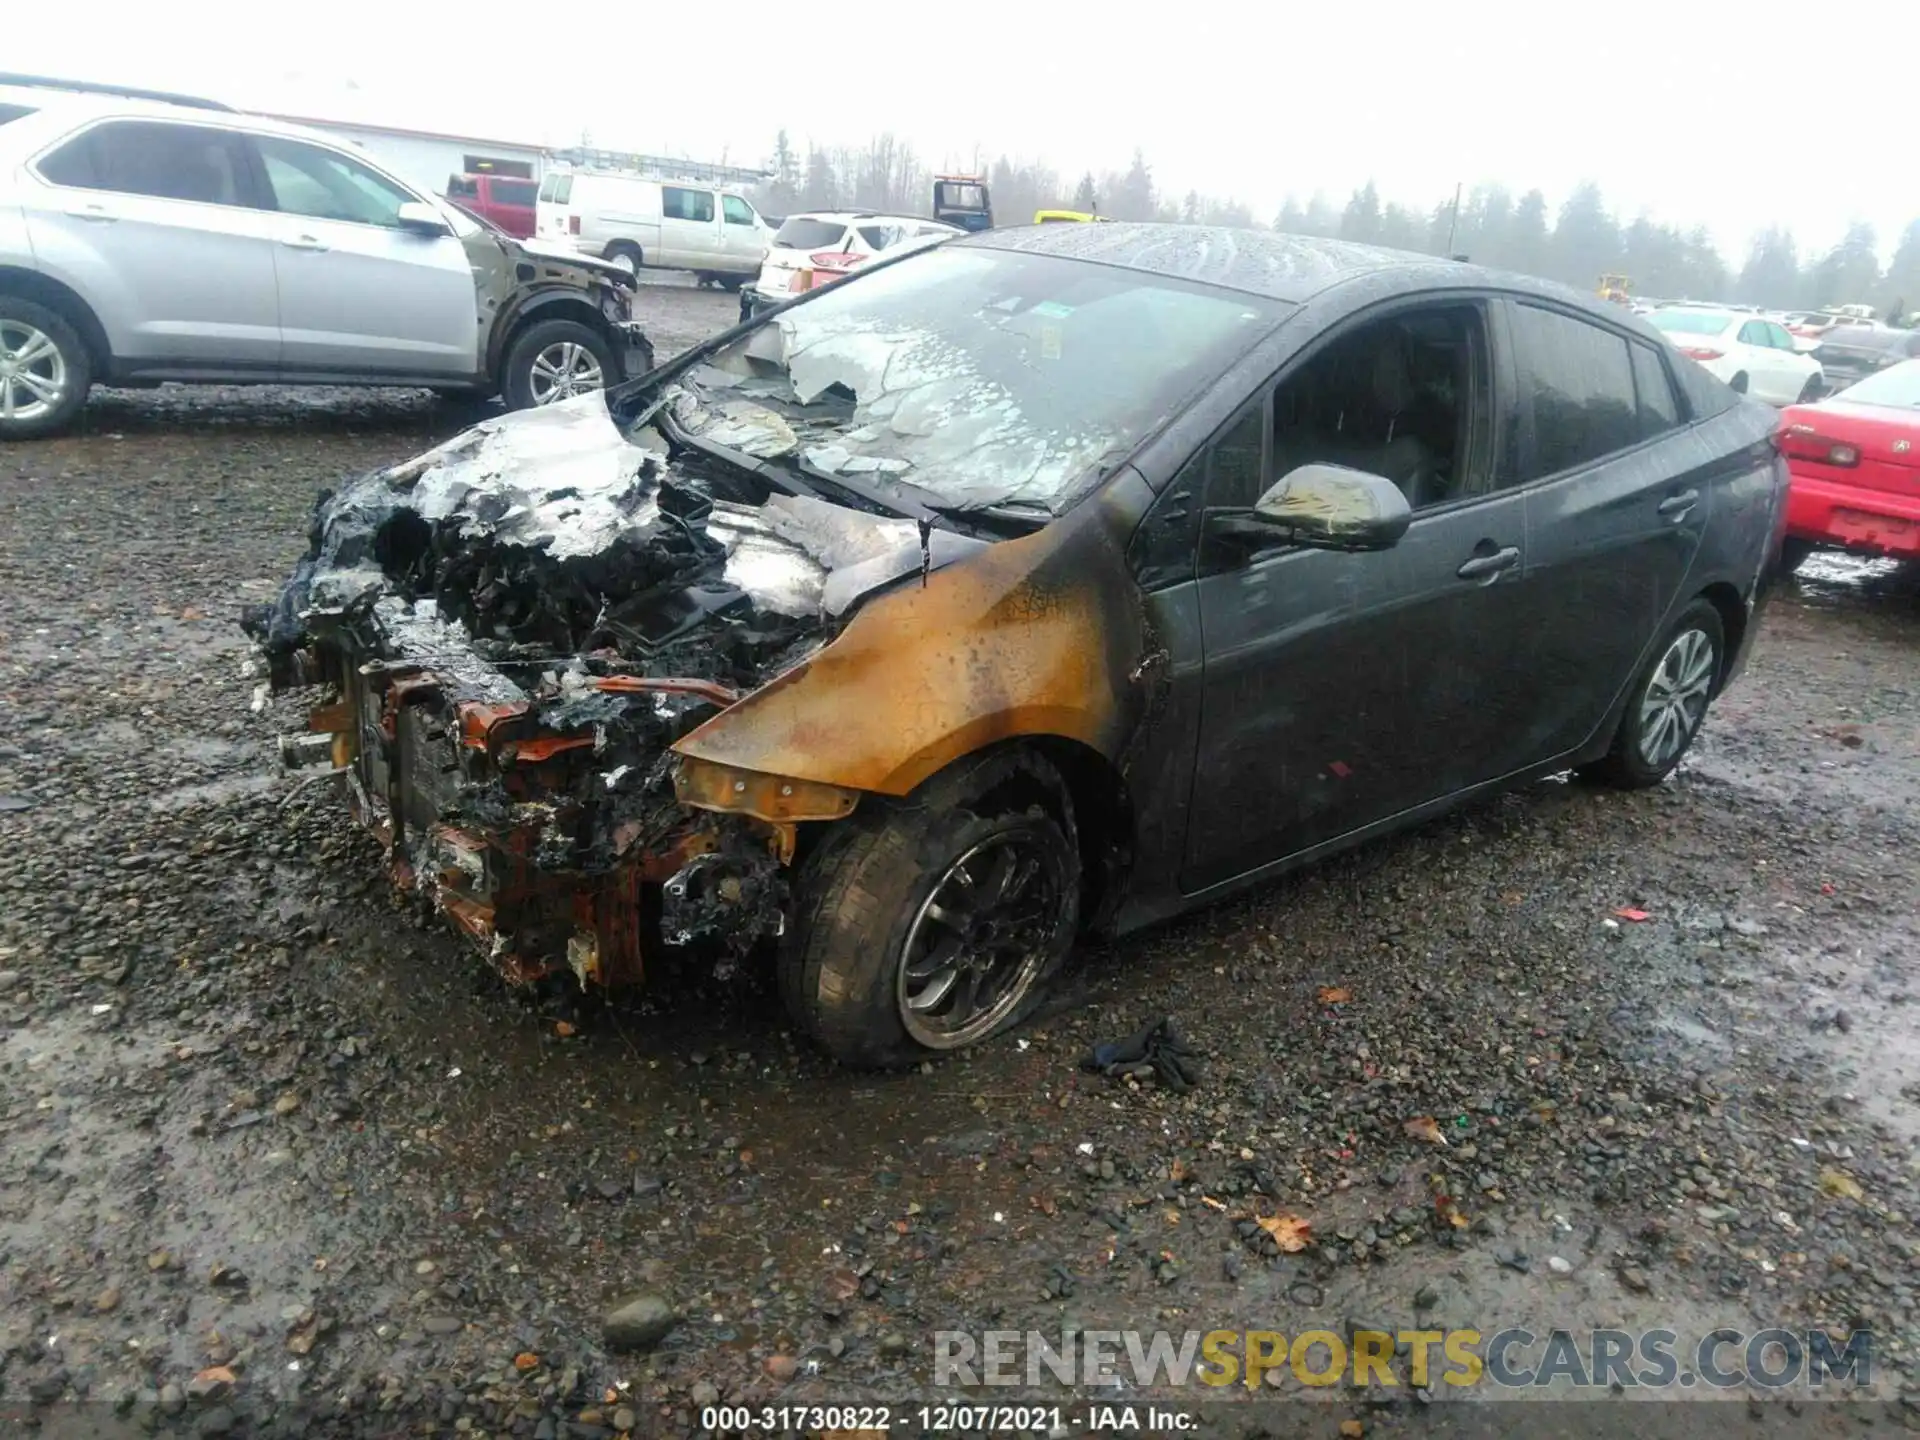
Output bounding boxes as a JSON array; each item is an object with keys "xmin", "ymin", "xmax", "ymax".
[{"xmin": 0, "ymin": 80, "xmax": 653, "ymax": 439}]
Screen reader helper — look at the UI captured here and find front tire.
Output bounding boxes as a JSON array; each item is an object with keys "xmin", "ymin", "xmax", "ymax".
[
  {"xmin": 1729, "ymin": 372, "xmax": 1750, "ymax": 395},
  {"xmin": 1581, "ymin": 599, "xmax": 1725, "ymax": 790},
  {"xmin": 779, "ymin": 754, "xmax": 1080, "ymax": 1068},
  {"xmin": 1797, "ymin": 375, "xmax": 1824, "ymax": 403},
  {"xmin": 0, "ymin": 298, "xmax": 92, "ymax": 440},
  {"xmin": 500, "ymin": 319, "xmax": 615, "ymax": 410}
]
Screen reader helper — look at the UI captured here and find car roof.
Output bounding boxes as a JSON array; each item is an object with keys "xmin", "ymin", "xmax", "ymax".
[
  {"xmin": 959, "ymin": 221, "xmax": 1605, "ymax": 310},
  {"xmin": 0, "ymin": 86, "xmax": 407, "ymax": 154}
]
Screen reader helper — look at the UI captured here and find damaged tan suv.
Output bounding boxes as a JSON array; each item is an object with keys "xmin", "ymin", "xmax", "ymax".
[{"xmin": 248, "ymin": 224, "xmax": 1787, "ymax": 1065}]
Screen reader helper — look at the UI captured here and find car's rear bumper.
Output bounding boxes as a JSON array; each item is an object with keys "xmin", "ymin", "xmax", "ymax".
[{"xmin": 1786, "ymin": 469, "xmax": 1920, "ymax": 559}]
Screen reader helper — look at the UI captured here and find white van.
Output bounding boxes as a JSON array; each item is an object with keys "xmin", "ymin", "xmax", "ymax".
[{"xmin": 535, "ymin": 170, "xmax": 768, "ymax": 287}]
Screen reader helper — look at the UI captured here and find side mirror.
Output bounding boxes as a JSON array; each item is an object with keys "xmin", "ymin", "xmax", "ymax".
[
  {"xmin": 395, "ymin": 200, "xmax": 451, "ymax": 236},
  {"xmin": 1206, "ymin": 463, "xmax": 1411, "ymax": 554}
]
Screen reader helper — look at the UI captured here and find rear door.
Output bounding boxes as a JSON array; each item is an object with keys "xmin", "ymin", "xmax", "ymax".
[
  {"xmin": 250, "ymin": 134, "xmax": 477, "ymax": 379},
  {"xmin": 535, "ymin": 170, "xmax": 576, "ymax": 242},
  {"xmin": 1507, "ymin": 301, "xmax": 1711, "ymax": 758},
  {"xmin": 25, "ymin": 117, "xmax": 281, "ymax": 366},
  {"xmin": 660, "ymin": 185, "xmax": 719, "ymax": 268}
]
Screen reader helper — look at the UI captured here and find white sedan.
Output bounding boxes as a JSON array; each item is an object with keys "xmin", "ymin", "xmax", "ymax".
[{"xmin": 1648, "ymin": 308, "xmax": 1825, "ymax": 405}]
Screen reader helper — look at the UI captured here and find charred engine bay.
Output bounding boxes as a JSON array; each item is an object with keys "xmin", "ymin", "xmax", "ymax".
[{"xmin": 240, "ymin": 395, "xmax": 958, "ymax": 976}]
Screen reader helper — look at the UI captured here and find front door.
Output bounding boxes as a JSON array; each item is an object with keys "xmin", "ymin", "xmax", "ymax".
[
  {"xmin": 251, "ymin": 135, "xmax": 478, "ymax": 379},
  {"xmin": 719, "ymin": 194, "xmax": 765, "ymax": 276},
  {"xmin": 1183, "ymin": 299, "xmax": 1535, "ymax": 890},
  {"xmin": 24, "ymin": 118, "xmax": 281, "ymax": 367}
]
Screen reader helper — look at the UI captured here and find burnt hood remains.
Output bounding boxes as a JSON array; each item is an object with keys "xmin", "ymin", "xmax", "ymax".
[{"xmin": 244, "ymin": 393, "xmax": 983, "ymax": 689}]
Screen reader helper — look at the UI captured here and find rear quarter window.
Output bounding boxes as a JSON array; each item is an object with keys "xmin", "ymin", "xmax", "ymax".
[
  {"xmin": 495, "ymin": 179, "xmax": 537, "ymax": 207},
  {"xmin": 1510, "ymin": 304, "xmax": 1644, "ymax": 478},
  {"xmin": 773, "ymin": 217, "xmax": 849, "ymax": 249},
  {"xmin": 856, "ymin": 224, "xmax": 908, "ymax": 251},
  {"xmin": 1629, "ymin": 341, "xmax": 1683, "ymax": 437}
]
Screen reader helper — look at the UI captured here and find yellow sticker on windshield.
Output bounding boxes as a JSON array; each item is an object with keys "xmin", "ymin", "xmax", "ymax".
[{"xmin": 1040, "ymin": 324, "xmax": 1063, "ymax": 360}]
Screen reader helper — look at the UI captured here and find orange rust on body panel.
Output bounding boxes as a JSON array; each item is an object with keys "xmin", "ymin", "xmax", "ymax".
[
  {"xmin": 504, "ymin": 735, "xmax": 595, "ymax": 764},
  {"xmin": 305, "ymin": 700, "xmax": 353, "ymax": 734},
  {"xmin": 592, "ymin": 675, "xmax": 740, "ymax": 708},
  {"xmin": 671, "ymin": 514, "xmax": 1146, "ymax": 796},
  {"xmin": 671, "ymin": 756, "xmax": 861, "ymax": 824},
  {"xmin": 457, "ymin": 701, "xmax": 527, "ymax": 752},
  {"xmin": 440, "ymin": 890, "xmax": 496, "ymax": 941}
]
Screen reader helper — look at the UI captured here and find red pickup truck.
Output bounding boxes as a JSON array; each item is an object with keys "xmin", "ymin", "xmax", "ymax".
[{"xmin": 445, "ymin": 172, "xmax": 537, "ymax": 239}]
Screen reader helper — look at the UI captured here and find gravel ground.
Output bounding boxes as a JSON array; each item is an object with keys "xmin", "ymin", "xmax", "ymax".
[{"xmin": 2, "ymin": 279, "xmax": 1919, "ymax": 1438}]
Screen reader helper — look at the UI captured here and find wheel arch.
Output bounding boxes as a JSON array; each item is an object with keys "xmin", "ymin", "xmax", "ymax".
[
  {"xmin": 486, "ymin": 290, "xmax": 619, "ymax": 382},
  {"xmin": 0, "ymin": 266, "xmax": 112, "ymax": 372},
  {"xmin": 1694, "ymin": 580, "xmax": 1746, "ymax": 695},
  {"xmin": 1023, "ymin": 735, "xmax": 1135, "ymax": 931}
]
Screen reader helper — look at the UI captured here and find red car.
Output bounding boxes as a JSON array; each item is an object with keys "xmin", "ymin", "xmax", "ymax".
[
  {"xmin": 1777, "ymin": 357, "xmax": 1920, "ymax": 571},
  {"xmin": 444, "ymin": 172, "xmax": 537, "ymax": 239}
]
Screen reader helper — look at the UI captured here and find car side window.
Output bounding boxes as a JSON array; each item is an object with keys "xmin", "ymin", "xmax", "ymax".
[
  {"xmin": 1207, "ymin": 406, "xmax": 1267, "ymax": 511},
  {"xmin": 722, "ymin": 195, "xmax": 755, "ymax": 226},
  {"xmin": 1508, "ymin": 304, "xmax": 1641, "ymax": 480},
  {"xmin": 38, "ymin": 120, "xmax": 248, "ymax": 206},
  {"xmin": 1629, "ymin": 341, "xmax": 1682, "ymax": 437},
  {"xmin": 1766, "ymin": 322, "xmax": 1795, "ymax": 350},
  {"xmin": 1129, "ymin": 449, "xmax": 1207, "ymax": 590},
  {"xmin": 663, "ymin": 186, "xmax": 715, "ymax": 223},
  {"xmin": 1266, "ymin": 303, "xmax": 1490, "ymax": 508},
  {"xmin": 255, "ymin": 137, "xmax": 418, "ymax": 228},
  {"xmin": 1737, "ymin": 320, "xmax": 1768, "ymax": 346},
  {"xmin": 857, "ymin": 224, "xmax": 906, "ymax": 251}
]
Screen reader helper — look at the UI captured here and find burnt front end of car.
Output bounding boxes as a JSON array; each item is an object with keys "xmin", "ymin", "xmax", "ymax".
[
  {"xmin": 239, "ymin": 398, "xmax": 897, "ymax": 989},
  {"xmin": 265, "ymin": 594, "xmax": 822, "ymax": 988}
]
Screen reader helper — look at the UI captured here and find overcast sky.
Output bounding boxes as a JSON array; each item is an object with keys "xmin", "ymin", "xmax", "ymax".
[{"xmin": 13, "ymin": 0, "xmax": 1916, "ymax": 261}]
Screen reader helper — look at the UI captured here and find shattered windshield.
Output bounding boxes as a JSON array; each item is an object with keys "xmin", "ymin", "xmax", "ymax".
[{"xmin": 666, "ymin": 246, "xmax": 1284, "ymax": 511}]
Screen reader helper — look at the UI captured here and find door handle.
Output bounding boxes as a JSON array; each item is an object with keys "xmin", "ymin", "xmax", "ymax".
[
  {"xmin": 66, "ymin": 203, "xmax": 117, "ymax": 222},
  {"xmin": 1657, "ymin": 489, "xmax": 1699, "ymax": 519},
  {"xmin": 281, "ymin": 234, "xmax": 328, "ymax": 251},
  {"xmin": 1456, "ymin": 546, "xmax": 1520, "ymax": 581}
]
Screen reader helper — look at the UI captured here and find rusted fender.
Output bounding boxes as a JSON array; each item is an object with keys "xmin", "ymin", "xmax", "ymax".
[{"xmin": 671, "ymin": 506, "xmax": 1147, "ymax": 796}]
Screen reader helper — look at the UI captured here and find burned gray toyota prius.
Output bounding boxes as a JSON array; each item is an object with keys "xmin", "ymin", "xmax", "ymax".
[{"xmin": 247, "ymin": 224, "xmax": 1790, "ymax": 1067}]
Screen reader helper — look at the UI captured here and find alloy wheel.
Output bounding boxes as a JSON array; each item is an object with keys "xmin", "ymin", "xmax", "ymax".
[
  {"xmin": 896, "ymin": 826, "xmax": 1067, "ymax": 1049},
  {"xmin": 1638, "ymin": 627, "xmax": 1716, "ymax": 768},
  {"xmin": 0, "ymin": 319, "xmax": 68, "ymax": 424},
  {"xmin": 527, "ymin": 342, "xmax": 604, "ymax": 405}
]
